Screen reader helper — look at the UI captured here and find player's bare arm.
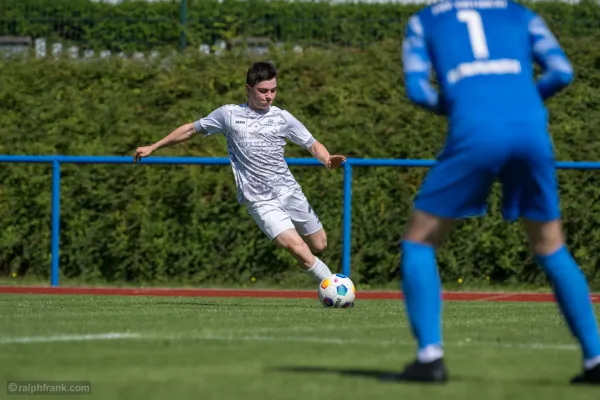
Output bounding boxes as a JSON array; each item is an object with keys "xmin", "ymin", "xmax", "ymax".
[
  {"xmin": 307, "ymin": 141, "xmax": 346, "ymax": 169},
  {"xmin": 133, "ymin": 123, "xmax": 197, "ymax": 163}
]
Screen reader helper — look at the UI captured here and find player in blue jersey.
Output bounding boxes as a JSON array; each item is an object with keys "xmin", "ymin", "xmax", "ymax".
[{"xmin": 397, "ymin": 0, "xmax": 600, "ymax": 384}]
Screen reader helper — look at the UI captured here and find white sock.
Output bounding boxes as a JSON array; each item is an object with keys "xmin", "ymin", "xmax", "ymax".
[
  {"xmin": 584, "ymin": 355, "xmax": 600, "ymax": 370},
  {"xmin": 305, "ymin": 257, "xmax": 332, "ymax": 282},
  {"xmin": 417, "ymin": 344, "xmax": 444, "ymax": 363}
]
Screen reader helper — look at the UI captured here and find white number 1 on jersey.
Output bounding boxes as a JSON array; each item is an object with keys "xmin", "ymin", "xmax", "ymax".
[{"xmin": 457, "ymin": 10, "xmax": 489, "ymax": 59}]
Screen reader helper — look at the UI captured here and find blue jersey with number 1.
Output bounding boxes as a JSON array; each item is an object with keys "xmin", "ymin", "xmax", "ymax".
[
  {"xmin": 402, "ymin": 0, "xmax": 574, "ymax": 222},
  {"xmin": 402, "ymin": 0, "xmax": 573, "ymax": 133}
]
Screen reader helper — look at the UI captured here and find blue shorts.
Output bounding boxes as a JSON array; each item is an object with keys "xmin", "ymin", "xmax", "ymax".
[{"xmin": 414, "ymin": 125, "xmax": 560, "ymax": 222}]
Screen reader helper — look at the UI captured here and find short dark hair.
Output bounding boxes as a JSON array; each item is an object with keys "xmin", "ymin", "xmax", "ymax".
[{"xmin": 246, "ymin": 62, "xmax": 277, "ymax": 87}]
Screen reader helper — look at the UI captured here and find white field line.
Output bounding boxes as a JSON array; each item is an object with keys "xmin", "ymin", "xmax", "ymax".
[
  {"xmin": 0, "ymin": 331, "xmax": 579, "ymax": 352},
  {"xmin": 0, "ymin": 332, "xmax": 141, "ymax": 344},
  {"xmin": 158, "ymin": 332, "xmax": 580, "ymax": 351}
]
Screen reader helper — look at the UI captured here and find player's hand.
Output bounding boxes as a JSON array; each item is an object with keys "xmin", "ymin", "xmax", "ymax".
[
  {"xmin": 133, "ymin": 146, "xmax": 154, "ymax": 163},
  {"xmin": 326, "ymin": 155, "xmax": 346, "ymax": 169}
]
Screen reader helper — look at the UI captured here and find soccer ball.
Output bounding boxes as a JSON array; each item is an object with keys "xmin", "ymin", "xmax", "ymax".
[{"xmin": 318, "ymin": 273, "xmax": 356, "ymax": 308}]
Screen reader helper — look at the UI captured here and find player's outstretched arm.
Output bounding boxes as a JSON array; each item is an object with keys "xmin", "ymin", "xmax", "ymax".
[
  {"xmin": 282, "ymin": 110, "xmax": 346, "ymax": 169},
  {"xmin": 402, "ymin": 15, "xmax": 444, "ymax": 115},
  {"xmin": 528, "ymin": 13, "xmax": 574, "ymax": 100},
  {"xmin": 308, "ymin": 141, "xmax": 346, "ymax": 169},
  {"xmin": 133, "ymin": 123, "xmax": 196, "ymax": 163}
]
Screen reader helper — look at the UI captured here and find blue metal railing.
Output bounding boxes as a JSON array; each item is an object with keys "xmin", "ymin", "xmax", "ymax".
[{"xmin": 1, "ymin": 154, "xmax": 600, "ymax": 286}]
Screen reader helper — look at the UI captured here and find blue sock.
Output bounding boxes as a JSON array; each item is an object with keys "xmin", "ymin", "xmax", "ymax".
[
  {"xmin": 536, "ymin": 245, "xmax": 600, "ymax": 361},
  {"xmin": 400, "ymin": 240, "xmax": 442, "ymax": 350}
]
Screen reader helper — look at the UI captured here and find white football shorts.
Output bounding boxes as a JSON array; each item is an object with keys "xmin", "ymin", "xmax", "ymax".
[{"xmin": 245, "ymin": 189, "xmax": 323, "ymax": 240}]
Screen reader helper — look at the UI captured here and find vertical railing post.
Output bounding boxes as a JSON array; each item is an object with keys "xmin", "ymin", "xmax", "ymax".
[
  {"xmin": 179, "ymin": 0, "xmax": 188, "ymax": 50},
  {"xmin": 341, "ymin": 162, "xmax": 352, "ymax": 277},
  {"xmin": 51, "ymin": 160, "xmax": 61, "ymax": 286}
]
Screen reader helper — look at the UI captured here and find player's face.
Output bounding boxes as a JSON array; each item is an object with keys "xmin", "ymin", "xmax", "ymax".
[{"xmin": 247, "ymin": 78, "xmax": 277, "ymax": 110}]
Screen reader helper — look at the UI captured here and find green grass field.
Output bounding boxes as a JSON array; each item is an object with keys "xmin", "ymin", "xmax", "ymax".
[{"xmin": 1, "ymin": 294, "xmax": 599, "ymax": 399}]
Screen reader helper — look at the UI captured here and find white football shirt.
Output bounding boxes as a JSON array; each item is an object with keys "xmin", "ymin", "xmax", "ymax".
[{"xmin": 193, "ymin": 103, "xmax": 317, "ymax": 204}]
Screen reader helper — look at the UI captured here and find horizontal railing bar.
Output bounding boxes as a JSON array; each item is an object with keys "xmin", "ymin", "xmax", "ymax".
[{"xmin": 1, "ymin": 155, "xmax": 600, "ymax": 169}]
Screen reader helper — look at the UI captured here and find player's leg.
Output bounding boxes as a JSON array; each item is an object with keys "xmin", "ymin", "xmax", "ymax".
[
  {"xmin": 401, "ymin": 209, "xmax": 454, "ymax": 365},
  {"xmin": 500, "ymin": 137, "xmax": 600, "ymax": 384},
  {"xmin": 525, "ymin": 220, "xmax": 600, "ymax": 384},
  {"xmin": 245, "ymin": 195, "xmax": 332, "ymax": 283},
  {"xmin": 283, "ymin": 190, "xmax": 328, "ymax": 253},
  {"xmin": 397, "ymin": 148, "xmax": 497, "ymax": 383},
  {"xmin": 302, "ymin": 228, "xmax": 327, "ymax": 254},
  {"xmin": 273, "ymin": 228, "xmax": 332, "ymax": 282},
  {"xmin": 281, "ymin": 190, "xmax": 334, "ymax": 277}
]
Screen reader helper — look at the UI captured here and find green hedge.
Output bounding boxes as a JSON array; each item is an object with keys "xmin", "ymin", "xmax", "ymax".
[
  {"xmin": 1, "ymin": 2, "xmax": 600, "ymax": 289},
  {"xmin": 0, "ymin": 0, "xmax": 599, "ymax": 51}
]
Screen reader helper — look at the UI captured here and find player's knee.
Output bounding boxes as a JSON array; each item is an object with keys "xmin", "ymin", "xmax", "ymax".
[
  {"xmin": 402, "ymin": 211, "xmax": 454, "ymax": 248},
  {"xmin": 311, "ymin": 235, "xmax": 327, "ymax": 253},
  {"xmin": 523, "ymin": 219, "xmax": 565, "ymax": 255},
  {"xmin": 402, "ymin": 231, "xmax": 439, "ymax": 247}
]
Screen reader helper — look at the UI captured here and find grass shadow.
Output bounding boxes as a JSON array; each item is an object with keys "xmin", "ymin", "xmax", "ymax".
[{"xmin": 270, "ymin": 365, "xmax": 567, "ymax": 386}]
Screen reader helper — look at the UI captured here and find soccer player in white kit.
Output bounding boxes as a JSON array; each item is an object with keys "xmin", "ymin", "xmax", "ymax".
[{"xmin": 133, "ymin": 62, "xmax": 346, "ymax": 283}]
